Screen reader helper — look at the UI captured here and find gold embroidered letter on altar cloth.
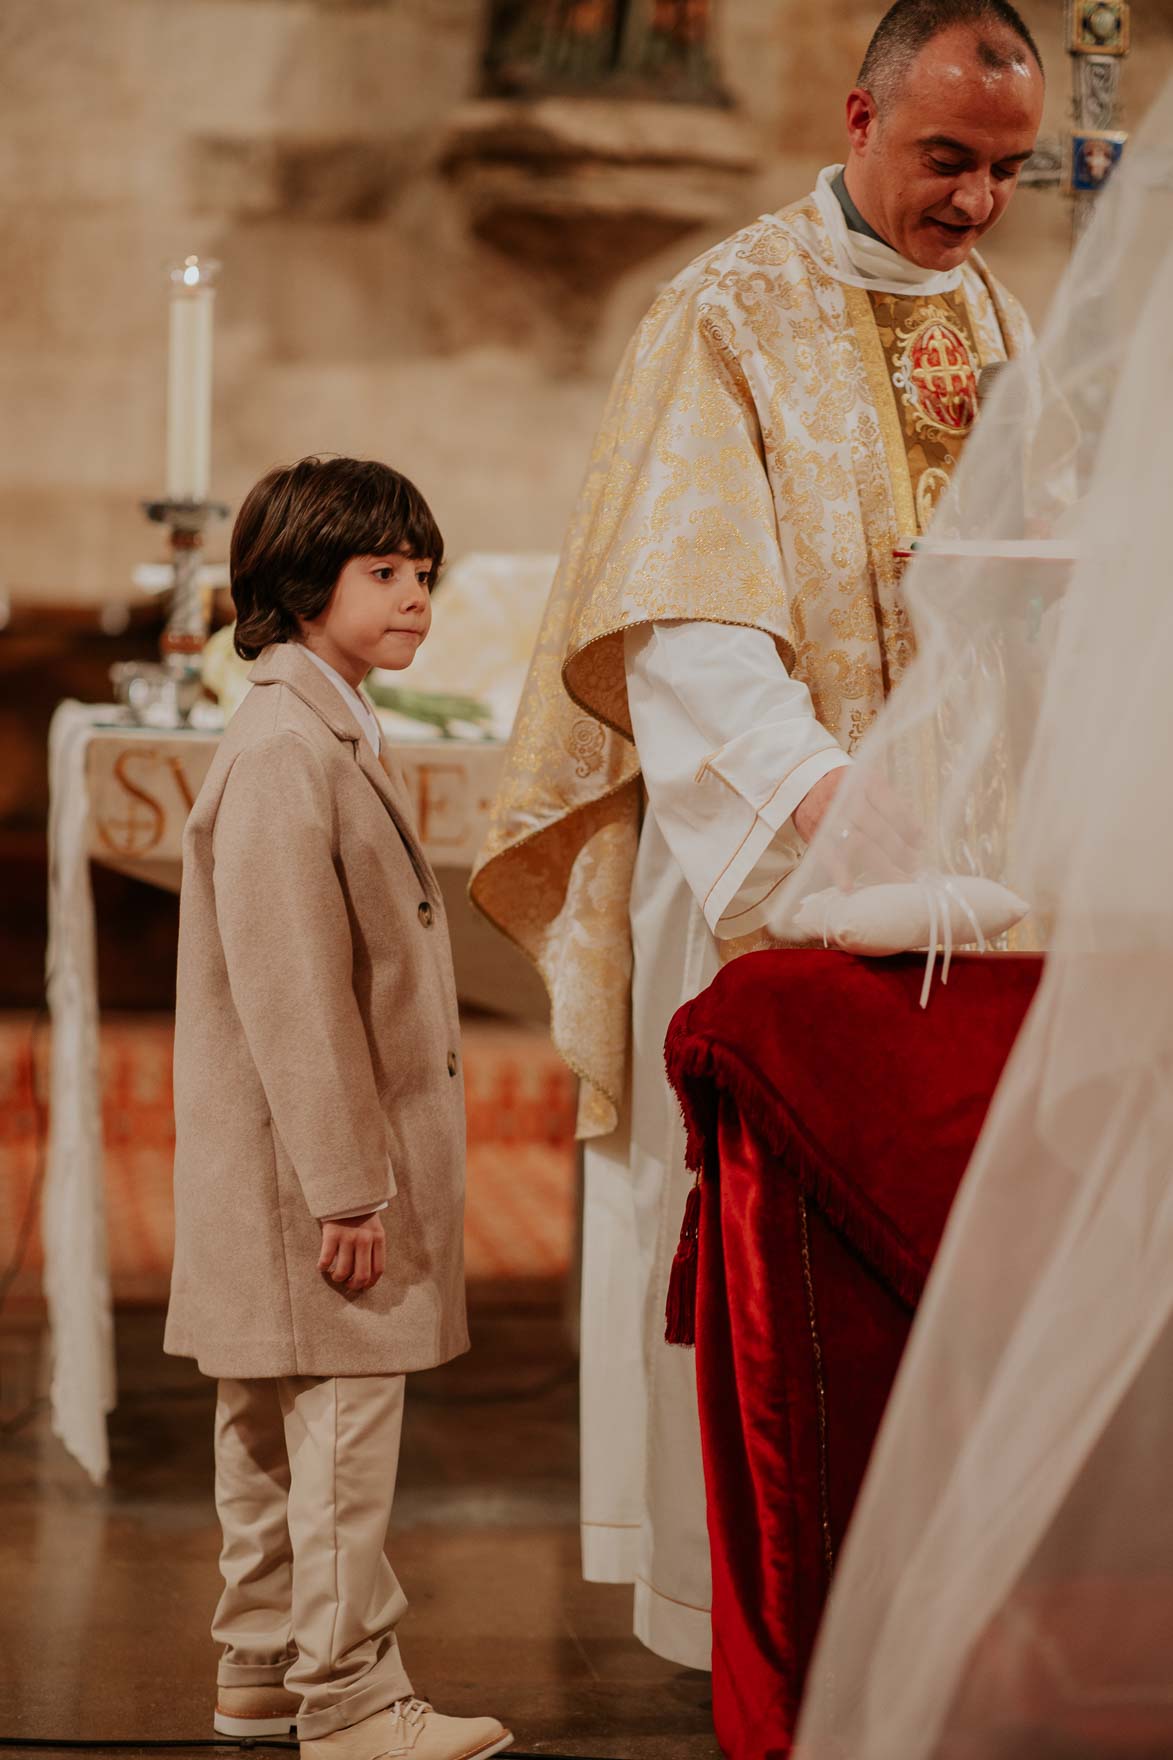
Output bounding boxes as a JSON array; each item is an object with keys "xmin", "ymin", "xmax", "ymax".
[{"xmin": 471, "ymin": 195, "xmax": 1028, "ymax": 1138}]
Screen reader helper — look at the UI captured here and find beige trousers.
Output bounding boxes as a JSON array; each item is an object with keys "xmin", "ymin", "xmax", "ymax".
[{"xmin": 213, "ymin": 1375, "xmax": 413, "ymax": 1741}]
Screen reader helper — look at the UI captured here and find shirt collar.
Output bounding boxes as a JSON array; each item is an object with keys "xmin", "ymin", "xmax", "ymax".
[
  {"xmin": 301, "ymin": 646, "xmax": 382, "ymax": 757},
  {"xmin": 831, "ymin": 166, "xmax": 887, "ymax": 246},
  {"xmin": 813, "ymin": 165, "xmax": 965, "ymax": 296}
]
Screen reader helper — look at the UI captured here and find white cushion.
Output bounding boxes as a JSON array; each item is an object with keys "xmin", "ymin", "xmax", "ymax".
[{"xmin": 791, "ymin": 875, "xmax": 1030, "ymax": 957}]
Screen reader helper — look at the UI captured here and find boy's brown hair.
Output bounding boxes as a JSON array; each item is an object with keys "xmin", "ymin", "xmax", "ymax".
[{"xmin": 231, "ymin": 455, "xmax": 444, "ymax": 661}]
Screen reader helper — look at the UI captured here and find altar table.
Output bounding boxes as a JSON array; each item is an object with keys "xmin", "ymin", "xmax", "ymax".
[
  {"xmin": 80, "ymin": 715, "xmax": 545, "ymax": 1018},
  {"xmin": 665, "ymin": 948, "xmax": 1043, "ymax": 1760},
  {"xmin": 44, "ymin": 703, "xmax": 545, "ymax": 1484}
]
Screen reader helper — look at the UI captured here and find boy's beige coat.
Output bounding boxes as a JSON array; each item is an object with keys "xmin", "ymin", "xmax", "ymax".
[{"xmin": 164, "ymin": 641, "xmax": 469, "ymax": 1378}]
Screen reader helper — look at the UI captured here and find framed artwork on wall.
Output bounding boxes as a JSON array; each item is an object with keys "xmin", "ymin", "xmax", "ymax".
[
  {"xmin": 1066, "ymin": 128, "xmax": 1127, "ymax": 192},
  {"xmin": 482, "ymin": 0, "xmax": 724, "ymax": 102}
]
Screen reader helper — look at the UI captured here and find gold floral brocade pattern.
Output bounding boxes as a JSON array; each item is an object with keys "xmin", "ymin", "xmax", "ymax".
[{"xmin": 471, "ymin": 198, "xmax": 1026, "ymax": 1137}]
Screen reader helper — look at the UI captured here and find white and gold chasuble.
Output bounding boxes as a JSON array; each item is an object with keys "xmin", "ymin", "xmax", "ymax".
[{"xmin": 472, "ymin": 175, "xmax": 1028, "ymax": 1667}]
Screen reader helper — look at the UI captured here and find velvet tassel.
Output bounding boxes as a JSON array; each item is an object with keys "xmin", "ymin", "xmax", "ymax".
[{"xmin": 665, "ymin": 1181, "xmax": 702, "ymax": 1347}]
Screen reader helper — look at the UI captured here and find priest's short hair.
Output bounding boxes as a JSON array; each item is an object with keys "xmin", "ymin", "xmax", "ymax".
[{"xmin": 858, "ymin": 0, "xmax": 1044, "ymax": 108}]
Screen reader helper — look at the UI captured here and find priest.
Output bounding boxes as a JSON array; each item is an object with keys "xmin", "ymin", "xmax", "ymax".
[{"xmin": 472, "ymin": 0, "xmax": 1045, "ymax": 1669}]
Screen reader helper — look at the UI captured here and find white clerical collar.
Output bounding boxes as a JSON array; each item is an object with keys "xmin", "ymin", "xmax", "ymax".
[
  {"xmin": 302, "ymin": 645, "xmax": 382, "ymax": 758},
  {"xmin": 811, "ymin": 165, "xmax": 964, "ymax": 297}
]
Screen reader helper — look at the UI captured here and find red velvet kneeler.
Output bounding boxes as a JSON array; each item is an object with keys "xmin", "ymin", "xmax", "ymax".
[{"xmin": 664, "ymin": 949, "xmax": 1043, "ymax": 1760}]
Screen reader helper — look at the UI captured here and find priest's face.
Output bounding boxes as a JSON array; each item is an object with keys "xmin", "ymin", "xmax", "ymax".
[{"xmin": 843, "ymin": 24, "xmax": 1044, "ymax": 271}]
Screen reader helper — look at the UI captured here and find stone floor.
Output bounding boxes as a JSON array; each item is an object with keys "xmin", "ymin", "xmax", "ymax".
[{"xmin": 0, "ymin": 1284, "xmax": 720, "ymax": 1760}]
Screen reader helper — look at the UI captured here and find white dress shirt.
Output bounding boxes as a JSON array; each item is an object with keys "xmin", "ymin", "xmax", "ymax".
[
  {"xmin": 625, "ymin": 622, "xmax": 851, "ymax": 938},
  {"xmin": 302, "ymin": 644, "xmax": 383, "ymax": 759}
]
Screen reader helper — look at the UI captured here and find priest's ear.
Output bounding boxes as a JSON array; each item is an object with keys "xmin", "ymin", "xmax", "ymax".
[{"xmin": 845, "ymin": 86, "xmax": 882, "ymax": 154}]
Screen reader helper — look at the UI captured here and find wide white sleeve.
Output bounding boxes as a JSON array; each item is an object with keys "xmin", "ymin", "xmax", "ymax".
[{"xmin": 624, "ymin": 621, "xmax": 851, "ymax": 939}]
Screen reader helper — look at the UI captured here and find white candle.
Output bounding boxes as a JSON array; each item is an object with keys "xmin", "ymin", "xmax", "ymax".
[{"xmin": 165, "ymin": 256, "xmax": 218, "ymax": 502}]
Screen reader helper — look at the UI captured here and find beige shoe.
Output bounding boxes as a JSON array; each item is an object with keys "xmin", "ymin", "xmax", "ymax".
[
  {"xmin": 214, "ymin": 1682, "xmax": 300, "ymax": 1739},
  {"xmin": 300, "ymin": 1698, "xmax": 512, "ymax": 1760}
]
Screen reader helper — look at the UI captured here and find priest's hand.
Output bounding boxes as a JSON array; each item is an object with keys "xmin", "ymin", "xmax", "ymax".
[
  {"xmin": 795, "ymin": 767, "xmax": 922, "ymax": 887},
  {"xmin": 794, "ymin": 769, "xmax": 849, "ymax": 846},
  {"xmin": 318, "ymin": 1211, "xmax": 386, "ymax": 1293}
]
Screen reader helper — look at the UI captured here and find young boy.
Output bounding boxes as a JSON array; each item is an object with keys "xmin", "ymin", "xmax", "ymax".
[{"xmin": 164, "ymin": 456, "xmax": 512, "ymax": 1760}]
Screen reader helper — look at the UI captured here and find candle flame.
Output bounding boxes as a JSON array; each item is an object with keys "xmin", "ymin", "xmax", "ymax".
[{"xmin": 183, "ymin": 260, "xmax": 201, "ymax": 287}]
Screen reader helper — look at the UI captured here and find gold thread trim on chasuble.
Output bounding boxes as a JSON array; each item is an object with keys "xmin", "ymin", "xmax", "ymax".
[
  {"xmin": 842, "ymin": 283, "xmax": 919, "ymax": 542},
  {"xmin": 561, "ymin": 619, "xmax": 798, "ymax": 741},
  {"xmin": 972, "ymin": 257, "xmax": 1023, "ymax": 366},
  {"xmin": 841, "ymin": 281, "xmax": 937, "ymax": 847},
  {"xmin": 467, "ymin": 773, "xmax": 641, "ymax": 1130}
]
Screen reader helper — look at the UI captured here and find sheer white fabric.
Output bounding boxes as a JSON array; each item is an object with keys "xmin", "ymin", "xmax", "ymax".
[
  {"xmin": 44, "ymin": 703, "xmax": 118, "ymax": 1485},
  {"xmin": 787, "ymin": 79, "xmax": 1173, "ymax": 1760}
]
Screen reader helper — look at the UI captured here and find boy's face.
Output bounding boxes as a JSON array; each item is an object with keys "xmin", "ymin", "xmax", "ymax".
[{"xmin": 304, "ymin": 550, "xmax": 434, "ymax": 686}]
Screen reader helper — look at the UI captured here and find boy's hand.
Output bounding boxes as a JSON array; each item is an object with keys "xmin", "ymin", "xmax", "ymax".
[{"xmin": 318, "ymin": 1211, "xmax": 386, "ymax": 1292}]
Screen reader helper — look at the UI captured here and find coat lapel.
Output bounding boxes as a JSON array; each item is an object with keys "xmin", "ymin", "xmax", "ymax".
[
  {"xmin": 356, "ymin": 734, "xmax": 439, "ymax": 901},
  {"xmin": 249, "ymin": 643, "xmax": 438, "ymax": 899},
  {"xmin": 249, "ymin": 641, "xmax": 366, "ymax": 743}
]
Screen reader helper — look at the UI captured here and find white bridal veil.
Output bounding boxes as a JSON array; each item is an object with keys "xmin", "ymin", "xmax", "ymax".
[{"xmin": 782, "ymin": 77, "xmax": 1173, "ymax": 1760}]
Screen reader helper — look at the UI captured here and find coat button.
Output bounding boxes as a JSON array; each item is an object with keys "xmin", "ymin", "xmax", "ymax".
[
  {"xmin": 418, "ymin": 901, "xmax": 434, "ymax": 928},
  {"xmin": 447, "ymin": 1050, "xmax": 458, "ymax": 1078}
]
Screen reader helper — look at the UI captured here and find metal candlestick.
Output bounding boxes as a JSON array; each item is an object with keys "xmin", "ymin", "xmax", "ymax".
[
  {"xmin": 144, "ymin": 495, "xmax": 229, "ymax": 657},
  {"xmin": 110, "ymin": 497, "xmax": 230, "ymax": 727}
]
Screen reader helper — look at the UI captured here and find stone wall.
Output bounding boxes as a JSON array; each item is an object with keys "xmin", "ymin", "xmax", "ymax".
[{"xmin": 2, "ymin": 0, "xmax": 1171, "ymax": 605}]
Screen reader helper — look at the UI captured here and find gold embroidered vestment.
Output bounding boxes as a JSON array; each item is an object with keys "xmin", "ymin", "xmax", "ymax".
[{"xmin": 471, "ymin": 197, "xmax": 1028, "ymax": 1137}]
